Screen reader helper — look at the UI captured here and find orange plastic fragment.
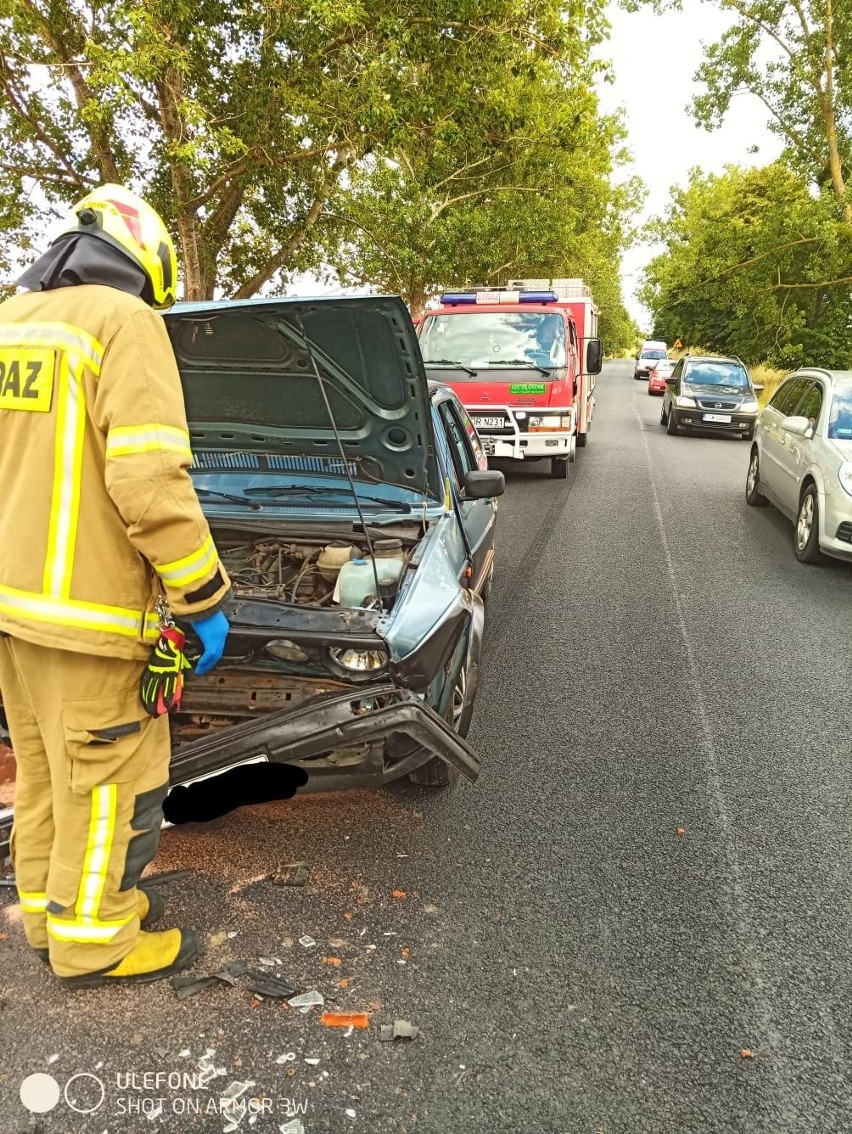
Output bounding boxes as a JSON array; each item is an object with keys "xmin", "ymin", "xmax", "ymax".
[
  {"xmin": 392, "ymin": 889, "xmax": 407, "ymax": 899},
  {"xmin": 337, "ymin": 978, "xmax": 350, "ymax": 989},
  {"xmin": 321, "ymin": 1012, "xmax": 370, "ymax": 1029},
  {"xmin": 400, "ymin": 948, "xmax": 410, "ymax": 958},
  {"xmin": 322, "ymin": 956, "xmax": 342, "ymax": 966},
  {"xmin": 676, "ymin": 827, "xmax": 686, "ymax": 836},
  {"xmin": 0, "ymin": 932, "xmax": 7, "ymax": 941},
  {"xmin": 343, "ymin": 912, "xmax": 354, "ymax": 921},
  {"xmin": 740, "ymin": 1048, "xmax": 755, "ymax": 1059},
  {"xmin": 249, "ymin": 996, "xmax": 262, "ymax": 1010}
]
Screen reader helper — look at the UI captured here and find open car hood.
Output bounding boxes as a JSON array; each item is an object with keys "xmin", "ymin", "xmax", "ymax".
[{"xmin": 164, "ymin": 296, "xmax": 441, "ymax": 498}]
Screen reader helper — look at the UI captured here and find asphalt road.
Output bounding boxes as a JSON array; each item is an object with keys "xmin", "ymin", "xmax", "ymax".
[{"xmin": 2, "ymin": 359, "xmax": 851, "ymax": 1134}]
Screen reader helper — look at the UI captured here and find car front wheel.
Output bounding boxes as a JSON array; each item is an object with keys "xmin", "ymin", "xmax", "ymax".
[
  {"xmin": 666, "ymin": 409, "xmax": 679, "ymax": 435},
  {"xmin": 408, "ymin": 656, "xmax": 472, "ymax": 787},
  {"xmin": 745, "ymin": 448, "xmax": 768, "ymax": 506},
  {"xmin": 794, "ymin": 485, "xmax": 828, "ymax": 564}
]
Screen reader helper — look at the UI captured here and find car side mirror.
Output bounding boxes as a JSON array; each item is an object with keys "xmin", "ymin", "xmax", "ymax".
[
  {"xmin": 586, "ymin": 338, "xmax": 603, "ymax": 375},
  {"xmin": 462, "ymin": 469, "xmax": 505, "ymax": 499},
  {"xmin": 666, "ymin": 376, "xmax": 677, "ymax": 386},
  {"xmin": 753, "ymin": 383, "xmax": 764, "ymax": 392},
  {"xmin": 782, "ymin": 415, "xmax": 811, "ymax": 436}
]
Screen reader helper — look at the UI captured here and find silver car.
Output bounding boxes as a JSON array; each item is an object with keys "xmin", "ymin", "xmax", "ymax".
[{"xmin": 746, "ymin": 369, "xmax": 852, "ymax": 563}]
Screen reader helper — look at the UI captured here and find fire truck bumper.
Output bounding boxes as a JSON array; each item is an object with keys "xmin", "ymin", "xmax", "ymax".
[
  {"xmin": 482, "ymin": 433, "xmax": 574, "ymax": 460},
  {"xmin": 469, "ymin": 405, "xmax": 576, "ymax": 461}
]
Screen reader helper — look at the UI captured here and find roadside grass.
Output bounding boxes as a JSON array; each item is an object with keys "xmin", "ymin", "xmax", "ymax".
[{"xmin": 750, "ymin": 363, "xmax": 789, "ymax": 406}]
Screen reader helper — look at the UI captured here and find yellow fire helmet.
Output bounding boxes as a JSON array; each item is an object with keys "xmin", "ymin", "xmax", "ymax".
[{"xmin": 58, "ymin": 183, "xmax": 178, "ymax": 310}]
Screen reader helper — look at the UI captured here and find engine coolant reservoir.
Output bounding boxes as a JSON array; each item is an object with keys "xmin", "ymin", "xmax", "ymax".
[{"xmin": 318, "ymin": 542, "xmax": 358, "ymax": 582}]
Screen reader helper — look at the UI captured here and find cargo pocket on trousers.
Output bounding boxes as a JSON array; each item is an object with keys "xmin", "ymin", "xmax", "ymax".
[{"xmin": 63, "ymin": 685, "xmax": 151, "ymax": 795}]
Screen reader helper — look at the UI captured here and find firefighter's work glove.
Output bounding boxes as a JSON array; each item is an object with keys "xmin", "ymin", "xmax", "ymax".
[
  {"xmin": 140, "ymin": 626, "xmax": 192, "ymax": 718},
  {"xmin": 191, "ymin": 610, "xmax": 230, "ymax": 676}
]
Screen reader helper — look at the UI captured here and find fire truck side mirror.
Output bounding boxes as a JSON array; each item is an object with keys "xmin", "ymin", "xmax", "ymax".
[{"xmin": 586, "ymin": 338, "xmax": 603, "ymax": 375}]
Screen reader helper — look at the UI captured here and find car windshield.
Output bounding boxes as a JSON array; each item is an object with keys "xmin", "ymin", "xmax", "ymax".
[
  {"xmin": 684, "ymin": 362, "xmax": 750, "ymax": 389},
  {"xmin": 420, "ymin": 312, "xmax": 566, "ymax": 375},
  {"xmin": 827, "ymin": 386, "xmax": 852, "ymax": 440},
  {"xmin": 642, "ymin": 349, "xmax": 667, "ymax": 360}
]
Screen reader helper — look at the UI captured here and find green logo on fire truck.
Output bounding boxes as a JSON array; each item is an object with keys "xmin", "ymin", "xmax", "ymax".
[{"xmin": 509, "ymin": 382, "xmax": 546, "ymax": 394}]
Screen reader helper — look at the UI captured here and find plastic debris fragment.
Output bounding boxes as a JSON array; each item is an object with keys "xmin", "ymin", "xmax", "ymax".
[
  {"xmin": 275, "ymin": 1053, "xmax": 297, "ymax": 1064},
  {"xmin": 245, "ymin": 972, "xmax": 299, "ymax": 999},
  {"xmin": 214, "ymin": 960, "xmax": 249, "ymax": 986},
  {"xmin": 299, "ymin": 935, "xmax": 316, "ymax": 949},
  {"xmin": 273, "ymin": 862, "xmax": 310, "ymax": 887},
  {"xmin": 172, "ymin": 974, "xmax": 219, "ymax": 1000},
  {"xmin": 279, "ymin": 1121, "xmax": 306, "ymax": 1134},
  {"xmin": 304, "ymin": 1057, "xmax": 320, "ymax": 1066},
  {"xmin": 321, "ymin": 1012, "xmax": 370, "ymax": 1029},
  {"xmin": 379, "ymin": 1020, "xmax": 420, "ymax": 1041},
  {"xmin": 345, "ymin": 1108, "xmax": 356, "ymax": 1119},
  {"xmin": 287, "ymin": 990, "xmax": 324, "ymax": 1012}
]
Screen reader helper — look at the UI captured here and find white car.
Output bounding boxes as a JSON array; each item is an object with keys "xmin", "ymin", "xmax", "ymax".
[{"xmin": 746, "ymin": 369, "xmax": 852, "ymax": 563}]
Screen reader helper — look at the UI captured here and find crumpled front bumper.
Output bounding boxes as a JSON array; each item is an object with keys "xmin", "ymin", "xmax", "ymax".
[{"xmin": 0, "ymin": 684, "xmax": 479, "ymax": 859}]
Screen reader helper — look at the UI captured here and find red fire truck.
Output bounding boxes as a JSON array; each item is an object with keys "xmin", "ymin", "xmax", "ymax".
[{"xmin": 416, "ymin": 281, "xmax": 602, "ymax": 478}]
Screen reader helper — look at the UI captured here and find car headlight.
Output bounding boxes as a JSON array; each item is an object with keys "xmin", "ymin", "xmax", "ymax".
[
  {"xmin": 675, "ymin": 395, "xmax": 696, "ymax": 408},
  {"xmin": 266, "ymin": 639, "xmax": 310, "ymax": 663},
  {"xmin": 740, "ymin": 398, "xmax": 758, "ymax": 412},
  {"xmin": 839, "ymin": 462, "xmax": 852, "ymax": 497},
  {"xmin": 528, "ymin": 414, "xmax": 572, "ymax": 429},
  {"xmin": 328, "ymin": 647, "xmax": 388, "ymax": 673}
]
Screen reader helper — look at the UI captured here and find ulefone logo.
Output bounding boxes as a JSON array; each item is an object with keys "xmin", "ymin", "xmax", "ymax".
[{"xmin": 19, "ymin": 1071, "xmax": 105, "ymax": 1115}]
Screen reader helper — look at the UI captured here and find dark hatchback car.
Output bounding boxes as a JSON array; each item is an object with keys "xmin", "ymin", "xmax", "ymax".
[
  {"xmin": 660, "ymin": 355, "xmax": 762, "ymax": 439},
  {"xmin": 0, "ymin": 296, "xmax": 506, "ymax": 857}
]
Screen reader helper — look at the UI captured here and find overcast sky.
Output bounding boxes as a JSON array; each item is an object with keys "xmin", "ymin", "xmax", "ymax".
[{"xmin": 599, "ymin": 1, "xmax": 782, "ymax": 327}]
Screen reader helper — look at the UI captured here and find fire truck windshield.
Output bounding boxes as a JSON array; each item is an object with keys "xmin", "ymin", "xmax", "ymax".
[{"xmin": 420, "ymin": 312, "xmax": 567, "ymax": 376}]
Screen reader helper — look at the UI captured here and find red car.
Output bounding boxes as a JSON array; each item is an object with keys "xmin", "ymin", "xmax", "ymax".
[{"xmin": 647, "ymin": 358, "xmax": 675, "ymax": 395}]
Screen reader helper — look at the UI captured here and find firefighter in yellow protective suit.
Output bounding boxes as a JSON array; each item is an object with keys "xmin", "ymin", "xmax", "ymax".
[{"xmin": 0, "ymin": 185, "xmax": 232, "ymax": 986}]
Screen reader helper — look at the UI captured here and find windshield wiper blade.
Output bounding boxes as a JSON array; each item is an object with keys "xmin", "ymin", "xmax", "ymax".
[
  {"xmin": 423, "ymin": 358, "xmax": 478, "ymax": 376},
  {"xmin": 486, "ymin": 360, "xmax": 551, "ymax": 377},
  {"xmin": 244, "ymin": 486, "xmax": 411, "ymax": 513},
  {"xmin": 195, "ymin": 488, "xmax": 262, "ymax": 511}
]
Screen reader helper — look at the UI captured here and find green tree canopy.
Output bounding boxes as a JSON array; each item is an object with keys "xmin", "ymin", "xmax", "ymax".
[
  {"xmin": 322, "ymin": 28, "xmax": 639, "ymax": 348},
  {"xmin": 640, "ymin": 163, "xmax": 852, "ymax": 367},
  {"xmin": 0, "ymin": 0, "xmax": 636, "ymax": 333}
]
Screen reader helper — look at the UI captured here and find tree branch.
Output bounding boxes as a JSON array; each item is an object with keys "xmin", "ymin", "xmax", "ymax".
[
  {"xmin": 0, "ymin": 52, "xmax": 88, "ymax": 188},
  {"xmin": 19, "ymin": 0, "xmax": 121, "ymax": 181}
]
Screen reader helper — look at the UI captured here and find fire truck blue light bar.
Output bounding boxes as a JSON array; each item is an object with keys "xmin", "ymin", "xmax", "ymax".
[{"xmin": 440, "ymin": 290, "xmax": 558, "ymax": 305}]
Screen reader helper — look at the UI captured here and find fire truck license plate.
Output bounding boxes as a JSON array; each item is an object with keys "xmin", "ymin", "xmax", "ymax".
[{"xmin": 473, "ymin": 416, "xmax": 505, "ymax": 429}]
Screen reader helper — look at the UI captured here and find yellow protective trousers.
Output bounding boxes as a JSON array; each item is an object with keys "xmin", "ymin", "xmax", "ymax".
[{"xmin": 0, "ymin": 636, "xmax": 170, "ymax": 978}]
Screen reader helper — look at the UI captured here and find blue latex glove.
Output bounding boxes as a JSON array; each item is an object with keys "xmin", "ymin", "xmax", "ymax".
[{"xmin": 191, "ymin": 610, "xmax": 230, "ymax": 676}]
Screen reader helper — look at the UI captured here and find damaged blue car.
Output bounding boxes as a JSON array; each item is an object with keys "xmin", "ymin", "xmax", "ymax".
[{"xmin": 162, "ymin": 295, "xmax": 504, "ymax": 795}]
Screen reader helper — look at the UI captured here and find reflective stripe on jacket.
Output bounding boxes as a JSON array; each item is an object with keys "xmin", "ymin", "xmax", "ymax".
[{"xmin": 0, "ymin": 285, "xmax": 230, "ymax": 660}]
